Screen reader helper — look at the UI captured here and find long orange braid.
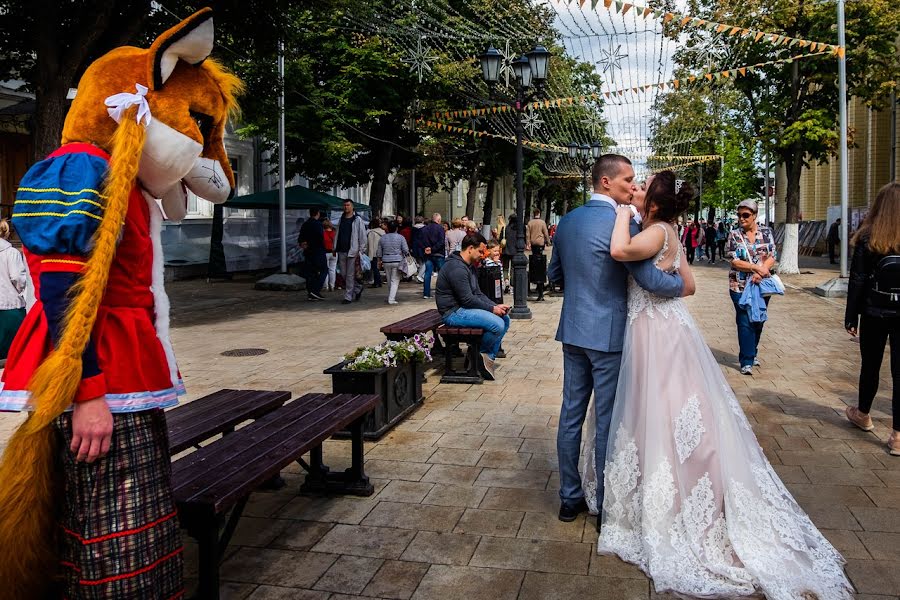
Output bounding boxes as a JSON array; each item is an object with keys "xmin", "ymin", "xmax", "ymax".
[{"xmin": 0, "ymin": 108, "xmax": 146, "ymax": 599}]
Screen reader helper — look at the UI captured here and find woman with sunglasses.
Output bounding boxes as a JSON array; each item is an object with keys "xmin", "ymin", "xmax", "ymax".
[{"xmin": 727, "ymin": 200, "xmax": 777, "ymax": 375}]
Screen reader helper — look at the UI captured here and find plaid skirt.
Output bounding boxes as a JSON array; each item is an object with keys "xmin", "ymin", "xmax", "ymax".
[{"xmin": 54, "ymin": 410, "xmax": 183, "ymax": 599}]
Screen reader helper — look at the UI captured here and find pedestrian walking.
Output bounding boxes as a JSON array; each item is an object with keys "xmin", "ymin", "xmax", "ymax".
[
  {"xmin": 323, "ymin": 219, "xmax": 337, "ymax": 291},
  {"xmin": 716, "ymin": 221, "xmax": 727, "ymax": 260},
  {"xmin": 377, "ymin": 220, "xmax": 410, "ymax": 305},
  {"xmin": 0, "ymin": 219, "xmax": 26, "ymax": 359},
  {"xmin": 367, "ymin": 218, "xmax": 385, "ymax": 288},
  {"xmin": 420, "ymin": 213, "xmax": 446, "ymax": 299},
  {"xmin": 844, "ymin": 182, "xmax": 900, "ymax": 455},
  {"xmin": 705, "ymin": 220, "xmax": 718, "ymax": 263},
  {"xmin": 696, "ymin": 220, "xmax": 707, "ymax": 260},
  {"xmin": 526, "ymin": 207, "xmax": 550, "ymax": 255},
  {"xmin": 727, "ymin": 200, "xmax": 778, "ymax": 375},
  {"xmin": 682, "ymin": 220, "xmax": 699, "ymax": 264},
  {"xmin": 335, "ymin": 198, "xmax": 367, "ymax": 304},
  {"xmin": 446, "ymin": 218, "xmax": 466, "ymax": 256},
  {"xmin": 411, "ymin": 215, "xmax": 427, "ymax": 282},
  {"xmin": 828, "ymin": 218, "xmax": 841, "ymax": 264},
  {"xmin": 502, "ymin": 213, "xmax": 518, "ymax": 291},
  {"xmin": 298, "ymin": 208, "xmax": 327, "ymax": 301}
]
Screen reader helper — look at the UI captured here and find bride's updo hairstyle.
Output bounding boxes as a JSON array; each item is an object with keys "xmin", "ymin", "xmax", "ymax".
[{"xmin": 645, "ymin": 170, "xmax": 693, "ymax": 223}]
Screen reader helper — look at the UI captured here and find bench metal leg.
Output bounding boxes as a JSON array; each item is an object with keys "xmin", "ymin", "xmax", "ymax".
[
  {"xmin": 299, "ymin": 428, "xmax": 374, "ymax": 497},
  {"xmin": 192, "ymin": 511, "xmax": 223, "ymax": 600},
  {"xmin": 218, "ymin": 497, "xmax": 249, "ymax": 562},
  {"xmin": 440, "ymin": 335, "xmax": 484, "ymax": 384}
]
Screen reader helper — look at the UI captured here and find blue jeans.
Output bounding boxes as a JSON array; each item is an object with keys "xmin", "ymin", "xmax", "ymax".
[
  {"xmin": 443, "ymin": 307, "xmax": 510, "ymax": 360},
  {"xmin": 422, "ymin": 255, "xmax": 445, "ymax": 297},
  {"xmin": 730, "ymin": 290, "xmax": 769, "ymax": 367},
  {"xmin": 558, "ymin": 344, "xmax": 622, "ymax": 506}
]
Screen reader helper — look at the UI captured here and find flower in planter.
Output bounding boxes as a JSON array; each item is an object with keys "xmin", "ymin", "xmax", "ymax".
[{"xmin": 342, "ymin": 334, "xmax": 434, "ymax": 371}]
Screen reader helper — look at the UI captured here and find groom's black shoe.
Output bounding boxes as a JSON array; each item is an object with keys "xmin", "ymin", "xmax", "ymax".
[{"xmin": 558, "ymin": 498, "xmax": 589, "ymax": 522}]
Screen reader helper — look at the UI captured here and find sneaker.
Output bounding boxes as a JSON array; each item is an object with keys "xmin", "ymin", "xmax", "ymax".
[
  {"xmin": 558, "ymin": 498, "xmax": 588, "ymax": 522},
  {"xmin": 479, "ymin": 352, "xmax": 496, "ymax": 381},
  {"xmin": 355, "ymin": 289, "xmax": 363, "ymax": 301},
  {"xmin": 753, "ymin": 357, "xmax": 761, "ymax": 367},
  {"xmin": 308, "ymin": 291, "xmax": 325, "ymax": 300},
  {"xmin": 888, "ymin": 430, "xmax": 900, "ymax": 456},
  {"xmin": 845, "ymin": 406, "xmax": 875, "ymax": 432},
  {"xmin": 740, "ymin": 365, "xmax": 753, "ymax": 376},
  {"xmin": 341, "ymin": 299, "xmax": 352, "ymax": 305},
  {"xmin": 496, "ymin": 348, "xmax": 507, "ymax": 359},
  {"xmin": 423, "ymin": 295, "xmax": 431, "ymax": 299},
  {"xmin": 387, "ymin": 300, "xmax": 399, "ymax": 305}
]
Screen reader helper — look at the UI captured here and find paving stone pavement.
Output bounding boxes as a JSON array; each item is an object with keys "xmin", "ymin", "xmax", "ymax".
[{"xmin": 1, "ymin": 259, "xmax": 898, "ymax": 599}]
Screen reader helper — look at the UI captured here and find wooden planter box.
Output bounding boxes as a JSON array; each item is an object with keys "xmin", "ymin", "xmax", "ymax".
[{"xmin": 323, "ymin": 359, "xmax": 424, "ymax": 440}]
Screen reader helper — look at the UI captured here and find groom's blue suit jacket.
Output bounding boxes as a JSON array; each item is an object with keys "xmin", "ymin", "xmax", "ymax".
[{"xmin": 548, "ymin": 199, "xmax": 684, "ymax": 353}]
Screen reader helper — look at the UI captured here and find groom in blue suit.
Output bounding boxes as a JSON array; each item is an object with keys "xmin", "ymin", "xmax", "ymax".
[{"xmin": 548, "ymin": 154, "xmax": 684, "ymax": 526}]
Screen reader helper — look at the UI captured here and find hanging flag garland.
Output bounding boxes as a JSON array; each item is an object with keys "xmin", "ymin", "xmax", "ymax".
[
  {"xmin": 428, "ymin": 49, "xmax": 834, "ymax": 121},
  {"xmin": 556, "ymin": 0, "xmax": 843, "ymax": 57}
]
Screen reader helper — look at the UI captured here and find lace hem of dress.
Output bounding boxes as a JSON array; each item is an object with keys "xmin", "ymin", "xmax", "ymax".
[{"xmin": 599, "ymin": 425, "xmax": 853, "ymax": 600}]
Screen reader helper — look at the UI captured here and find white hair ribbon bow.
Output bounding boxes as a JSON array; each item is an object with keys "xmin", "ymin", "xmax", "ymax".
[{"xmin": 105, "ymin": 83, "xmax": 152, "ymax": 126}]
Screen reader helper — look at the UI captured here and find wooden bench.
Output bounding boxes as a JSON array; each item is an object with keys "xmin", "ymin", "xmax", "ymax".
[
  {"xmin": 436, "ymin": 324, "xmax": 485, "ymax": 384},
  {"xmin": 173, "ymin": 392, "xmax": 379, "ymax": 600},
  {"xmin": 167, "ymin": 389, "xmax": 291, "ymax": 454},
  {"xmin": 380, "ymin": 308, "xmax": 444, "ymax": 344}
]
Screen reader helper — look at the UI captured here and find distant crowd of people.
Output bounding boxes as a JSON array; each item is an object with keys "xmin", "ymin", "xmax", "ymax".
[{"xmin": 296, "ymin": 199, "xmax": 553, "ymax": 306}]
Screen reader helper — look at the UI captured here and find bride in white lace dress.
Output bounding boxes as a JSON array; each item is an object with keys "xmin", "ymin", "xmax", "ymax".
[{"xmin": 581, "ymin": 171, "xmax": 852, "ymax": 600}]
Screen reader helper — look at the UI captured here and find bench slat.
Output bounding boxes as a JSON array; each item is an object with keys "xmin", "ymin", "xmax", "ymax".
[
  {"xmin": 167, "ymin": 390, "xmax": 291, "ymax": 454},
  {"xmin": 436, "ymin": 325, "xmax": 483, "ymax": 336},
  {"xmin": 172, "ymin": 393, "xmax": 331, "ymax": 484},
  {"xmin": 174, "ymin": 393, "xmax": 379, "ymax": 512},
  {"xmin": 380, "ymin": 309, "xmax": 442, "ymax": 335},
  {"xmin": 190, "ymin": 395, "xmax": 378, "ymax": 512}
]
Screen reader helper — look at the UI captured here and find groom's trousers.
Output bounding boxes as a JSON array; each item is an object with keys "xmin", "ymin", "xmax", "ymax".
[{"xmin": 557, "ymin": 343, "xmax": 622, "ymax": 506}]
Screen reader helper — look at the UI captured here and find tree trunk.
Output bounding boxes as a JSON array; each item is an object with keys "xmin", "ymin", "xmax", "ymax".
[
  {"xmin": 32, "ymin": 85, "xmax": 69, "ymax": 160},
  {"xmin": 368, "ymin": 144, "xmax": 394, "ymax": 217},
  {"xmin": 465, "ymin": 160, "xmax": 481, "ymax": 219},
  {"xmin": 481, "ymin": 174, "xmax": 496, "ymax": 230},
  {"xmin": 779, "ymin": 151, "xmax": 804, "ymax": 274}
]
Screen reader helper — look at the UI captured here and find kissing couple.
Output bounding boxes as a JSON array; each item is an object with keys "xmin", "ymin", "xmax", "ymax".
[{"xmin": 547, "ymin": 154, "xmax": 852, "ymax": 599}]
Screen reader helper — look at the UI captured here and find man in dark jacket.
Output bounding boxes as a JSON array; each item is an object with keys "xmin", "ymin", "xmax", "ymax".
[
  {"xmin": 436, "ymin": 233, "xmax": 511, "ymax": 380},
  {"xmin": 420, "ymin": 213, "xmax": 446, "ymax": 299},
  {"xmin": 298, "ymin": 207, "xmax": 327, "ymax": 300},
  {"xmin": 827, "ymin": 218, "xmax": 841, "ymax": 264}
]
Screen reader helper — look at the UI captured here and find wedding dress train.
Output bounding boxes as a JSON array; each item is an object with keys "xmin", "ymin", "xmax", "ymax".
[{"xmin": 581, "ymin": 223, "xmax": 852, "ymax": 600}]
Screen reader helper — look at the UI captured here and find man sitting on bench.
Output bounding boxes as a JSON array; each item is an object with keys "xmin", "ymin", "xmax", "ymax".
[{"xmin": 436, "ymin": 233, "xmax": 511, "ymax": 380}]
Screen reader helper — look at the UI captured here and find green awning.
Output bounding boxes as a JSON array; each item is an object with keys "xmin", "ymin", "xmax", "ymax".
[{"xmin": 225, "ymin": 185, "xmax": 369, "ymax": 214}]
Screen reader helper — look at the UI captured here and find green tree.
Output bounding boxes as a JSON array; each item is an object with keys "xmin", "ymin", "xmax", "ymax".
[{"xmin": 682, "ymin": 0, "xmax": 900, "ymax": 272}]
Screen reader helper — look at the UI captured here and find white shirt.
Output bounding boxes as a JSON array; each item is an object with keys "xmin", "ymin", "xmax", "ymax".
[
  {"xmin": 0, "ymin": 239, "xmax": 26, "ymax": 310},
  {"xmin": 591, "ymin": 193, "xmax": 642, "ymax": 224}
]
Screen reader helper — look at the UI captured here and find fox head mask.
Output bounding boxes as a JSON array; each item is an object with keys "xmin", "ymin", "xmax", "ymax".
[{"xmin": 61, "ymin": 7, "xmax": 242, "ymax": 218}]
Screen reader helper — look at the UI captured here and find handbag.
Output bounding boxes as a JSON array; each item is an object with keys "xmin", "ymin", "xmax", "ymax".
[
  {"xmin": 400, "ymin": 255, "xmax": 416, "ymax": 277},
  {"xmin": 359, "ymin": 254, "xmax": 371, "ymax": 273}
]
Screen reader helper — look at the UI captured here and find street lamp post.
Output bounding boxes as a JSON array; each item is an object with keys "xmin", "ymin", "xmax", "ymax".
[
  {"xmin": 568, "ymin": 142, "xmax": 601, "ymax": 203},
  {"xmin": 480, "ymin": 44, "xmax": 550, "ymax": 320}
]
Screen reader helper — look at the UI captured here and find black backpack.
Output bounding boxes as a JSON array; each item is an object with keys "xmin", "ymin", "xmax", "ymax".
[{"xmin": 870, "ymin": 255, "xmax": 900, "ymax": 308}]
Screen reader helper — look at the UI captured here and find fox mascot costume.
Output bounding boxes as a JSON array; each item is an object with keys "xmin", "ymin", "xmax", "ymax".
[{"xmin": 0, "ymin": 9, "xmax": 241, "ymax": 598}]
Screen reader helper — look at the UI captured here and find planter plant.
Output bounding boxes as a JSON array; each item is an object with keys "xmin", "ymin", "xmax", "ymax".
[{"xmin": 324, "ymin": 334, "xmax": 433, "ymax": 439}]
